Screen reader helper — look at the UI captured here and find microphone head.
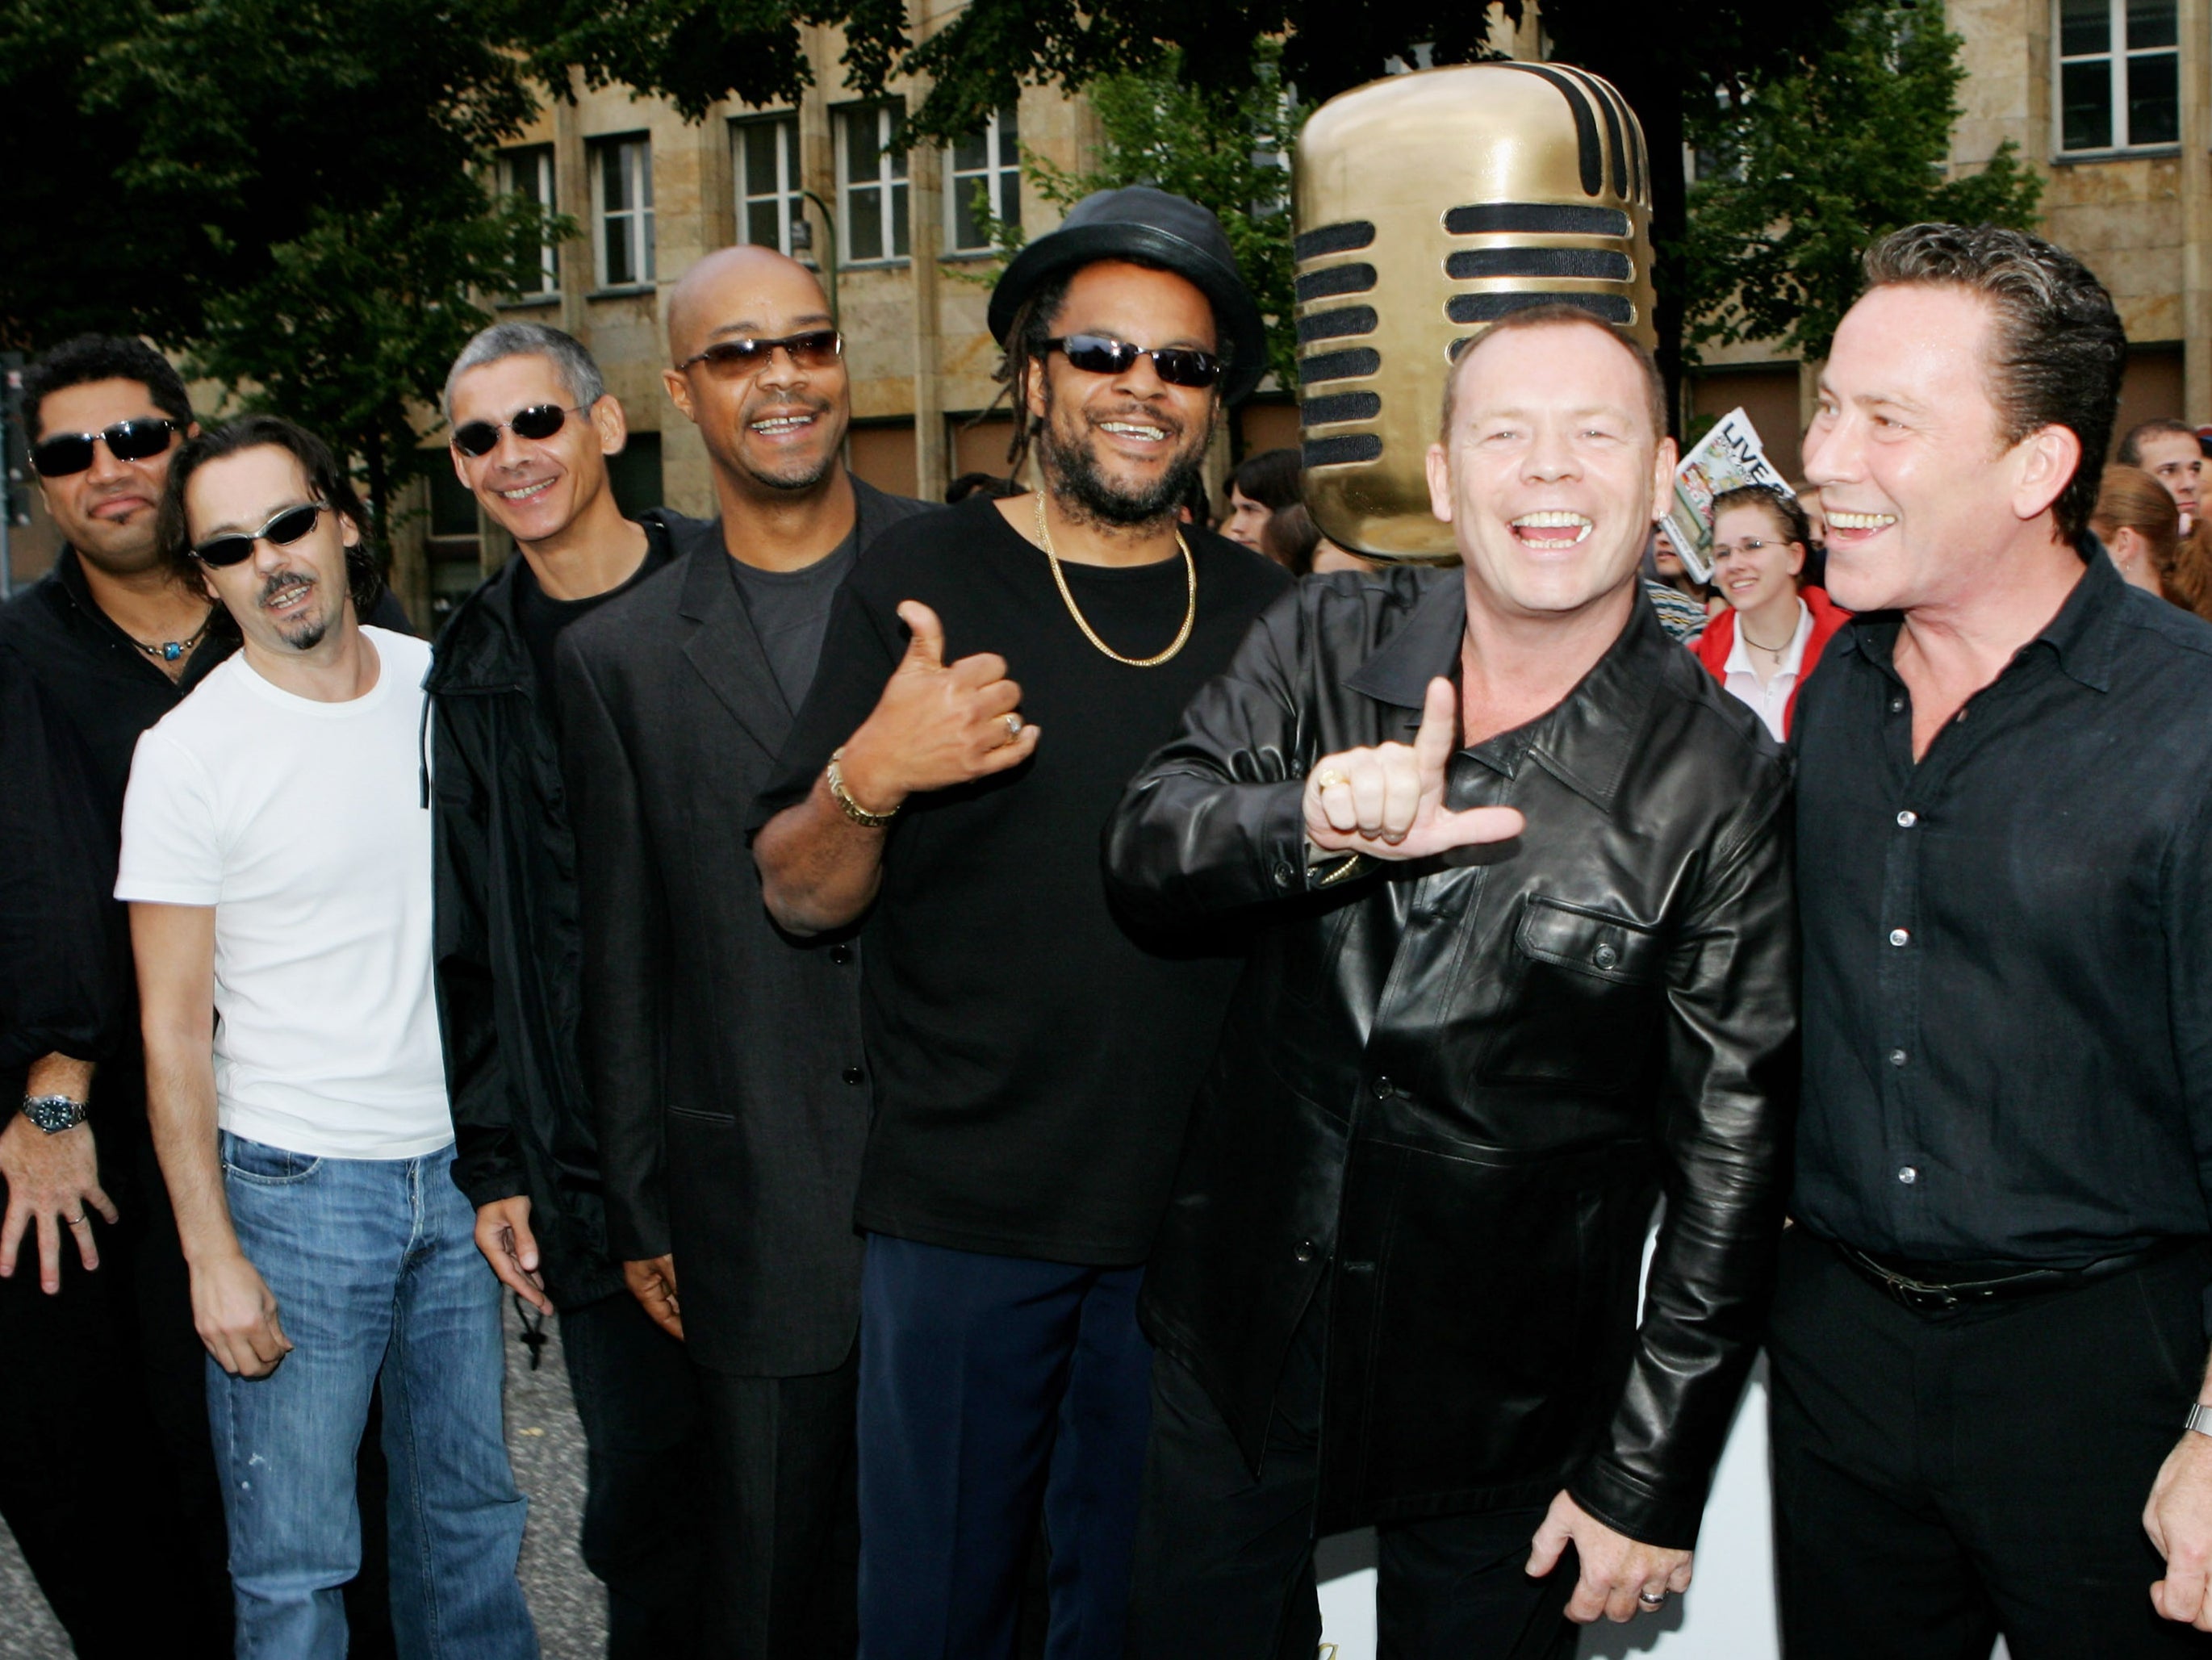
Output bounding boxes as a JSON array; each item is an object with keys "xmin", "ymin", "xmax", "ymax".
[{"xmin": 1294, "ymin": 63, "xmax": 1658, "ymax": 562}]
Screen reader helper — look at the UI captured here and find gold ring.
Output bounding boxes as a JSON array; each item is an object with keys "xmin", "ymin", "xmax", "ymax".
[{"xmin": 1313, "ymin": 768, "xmax": 1350, "ymax": 792}]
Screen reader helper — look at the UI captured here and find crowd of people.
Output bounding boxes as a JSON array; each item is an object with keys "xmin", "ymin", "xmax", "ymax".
[{"xmin": 6, "ymin": 182, "xmax": 2212, "ymax": 1660}]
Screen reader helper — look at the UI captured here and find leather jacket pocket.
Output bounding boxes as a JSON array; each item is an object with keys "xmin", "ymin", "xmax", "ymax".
[{"xmin": 1480, "ymin": 897, "xmax": 1666, "ymax": 1094}]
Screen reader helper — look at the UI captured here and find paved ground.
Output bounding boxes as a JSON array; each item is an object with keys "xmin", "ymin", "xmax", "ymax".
[{"xmin": 0, "ymin": 1297, "xmax": 604, "ymax": 1659}]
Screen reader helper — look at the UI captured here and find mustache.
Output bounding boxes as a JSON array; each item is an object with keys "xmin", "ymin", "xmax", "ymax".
[{"xmin": 259, "ymin": 571, "xmax": 315, "ymax": 606}]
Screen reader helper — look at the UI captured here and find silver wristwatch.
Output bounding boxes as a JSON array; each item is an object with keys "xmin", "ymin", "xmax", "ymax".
[
  {"xmin": 19, "ymin": 1095, "xmax": 88, "ymax": 1135},
  {"xmin": 2185, "ymin": 1403, "xmax": 2212, "ymax": 1439}
]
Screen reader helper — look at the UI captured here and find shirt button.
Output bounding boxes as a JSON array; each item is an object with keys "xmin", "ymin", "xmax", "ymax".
[
  {"xmin": 1896, "ymin": 810, "xmax": 1917, "ymax": 828},
  {"xmin": 1888, "ymin": 1048, "xmax": 1909, "ymax": 1067},
  {"xmin": 1889, "ymin": 696, "xmax": 1906, "ymax": 713},
  {"xmin": 1272, "ymin": 861, "xmax": 1295, "ymax": 888},
  {"xmin": 1370, "ymin": 1077, "xmax": 1393, "ymax": 1099},
  {"xmin": 1897, "ymin": 1165, "xmax": 1919, "ymax": 1185},
  {"xmin": 1294, "ymin": 1239, "xmax": 1316, "ymax": 1263},
  {"xmin": 842, "ymin": 1065, "xmax": 863, "ymax": 1085},
  {"xmin": 1594, "ymin": 943, "xmax": 1620, "ymax": 969},
  {"xmin": 830, "ymin": 944, "xmax": 852, "ymax": 965},
  {"xmin": 1888, "ymin": 928, "xmax": 1910, "ymax": 947}
]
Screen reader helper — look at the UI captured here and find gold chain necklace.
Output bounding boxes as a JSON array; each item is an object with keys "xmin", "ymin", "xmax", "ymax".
[{"xmin": 1033, "ymin": 491, "xmax": 1195, "ymax": 668}]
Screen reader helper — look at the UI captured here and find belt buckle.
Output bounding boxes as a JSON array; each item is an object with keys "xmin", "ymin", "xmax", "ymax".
[{"xmin": 1888, "ymin": 1277, "xmax": 1959, "ymax": 1313}]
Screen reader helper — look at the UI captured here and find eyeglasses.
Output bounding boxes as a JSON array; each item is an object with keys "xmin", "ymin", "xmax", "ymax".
[
  {"xmin": 676, "ymin": 330, "xmax": 844, "ymax": 378},
  {"xmin": 1047, "ymin": 334, "xmax": 1225, "ymax": 390},
  {"xmin": 190, "ymin": 502, "xmax": 328, "ymax": 568},
  {"xmin": 31, "ymin": 417, "xmax": 182, "ymax": 479},
  {"xmin": 450, "ymin": 404, "xmax": 583, "ymax": 458},
  {"xmin": 1710, "ymin": 536, "xmax": 1796, "ymax": 561}
]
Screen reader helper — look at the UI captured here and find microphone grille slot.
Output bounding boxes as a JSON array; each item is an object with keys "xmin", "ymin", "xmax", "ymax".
[
  {"xmin": 1445, "ymin": 248, "xmax": 1632, "ymax": 282},
  {"xmin": 1446, "ymin": 292, "xmax": 1634, "ymax": 326},
  {"xmin": 1304, "ymin": 434, "xmax": 1385, "ymax": 468},
  {"xmin": 1300, "ymin": 391, "xmax": 1382, "ymax": 426},
  {"xmin": 1295, "ymin": 263, "xmax": 1379, "ymax": 303},
  {"xmin": 1295, "ymin": 221, "xmax": 1378, "ymax": 261},
  {"xmin": 1298, "ymin": 348, "xmax": 1382, "ymax": 386},
  {"xmin": 1297, "ymin": 306, "xmax": 1379, "ymax": 345},
  {"xmin": 1445, "ymin": 203, "xmax": 1630, "ymax": 239}
]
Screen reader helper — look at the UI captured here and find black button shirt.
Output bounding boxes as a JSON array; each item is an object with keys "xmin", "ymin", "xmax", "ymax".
[{"xmin": 1793, "ymin": 549, "xmax": 2212, "ymax": 1273}]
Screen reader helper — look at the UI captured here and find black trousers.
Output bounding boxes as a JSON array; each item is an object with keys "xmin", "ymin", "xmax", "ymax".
[
  {"xmin": 559, "ymin": 1288, "xmax": 715, "ymax": 1658},
  {"xmin": 0, "ymin": 1128, "xmax": 230, "ymax": 1658},
  {"xmin": 697, "ymin": 1340, "xmax": 861, "ymax": 1659},
  {"xmin": 1127, "ymin": 1291, "xmax": 1576, "ymax": 1660},
  {"xmin": 1768, "ymin": 1227, "xmax": 2212, "ymax": 1659}
]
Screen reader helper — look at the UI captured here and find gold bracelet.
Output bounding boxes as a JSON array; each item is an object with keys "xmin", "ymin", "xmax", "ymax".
[{"xmin": 826, "ymin": 746, "xmax": 898, "ymax": 827}]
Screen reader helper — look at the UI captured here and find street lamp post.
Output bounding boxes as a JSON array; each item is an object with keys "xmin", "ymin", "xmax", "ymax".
[{"xmin": 792, "ymin": 190, "xmax": 839, "ymax": 331}]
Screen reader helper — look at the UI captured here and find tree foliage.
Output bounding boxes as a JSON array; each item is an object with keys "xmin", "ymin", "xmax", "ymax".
[{"xmin": 1682, "ymin": 0, "xmax": 2043, "ymax": 363}]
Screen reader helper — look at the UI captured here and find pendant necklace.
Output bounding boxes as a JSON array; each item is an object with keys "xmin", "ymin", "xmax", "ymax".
[{"xmin": 128, "ymin": 606, "xmax": 216, "ymax": 665}]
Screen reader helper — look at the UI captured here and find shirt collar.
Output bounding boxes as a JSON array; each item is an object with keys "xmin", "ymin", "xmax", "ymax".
[
  {"xmin": 1344, "ymin": 572, "xmax": 1666, "ymax": 814},
  {"xmin": 1838, "ymin": 537, "xmax": 2120, "ymax": 693},
  {"xmin": 1723, "ymin": 596, "xmax": 1812, "ymax": 679}
]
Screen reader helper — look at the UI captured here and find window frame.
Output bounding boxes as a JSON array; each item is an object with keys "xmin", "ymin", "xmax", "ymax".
[
  {"xmin": 836, "ymin": 100, "xmax": 910, "ymax": 266},
  {"xmin": 592, "ymin": 133, "xmax": 657, "ymax": 291},
  {"xmin": 502, "ymin": 145, "xmax": 559, "ymax": 298},
  {"xmin": 2054, "ymin": 0, "xmax": 2181, "ymax": 156},
  {"xmin": 943, "ymin": 104, "xmax": 1022, "ymax": 254},
  {"xmin": 732, "ymin": 115, "xmax": 806, "ymax": 259}
]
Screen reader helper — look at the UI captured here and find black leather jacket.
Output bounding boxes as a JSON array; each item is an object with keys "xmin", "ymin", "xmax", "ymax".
[{"xmin": 1104, "ymin": 567, "xmax": 1798, "ymax": 1545}]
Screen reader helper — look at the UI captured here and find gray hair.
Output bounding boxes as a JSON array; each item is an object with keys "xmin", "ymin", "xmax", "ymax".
[
  {"xmin": 1862, "ymin": 223, "xmax": 2126, "ymax": 542},
  {"xmin": 442, "ymin": 322, "xmax": 606, "ymax": 421}
]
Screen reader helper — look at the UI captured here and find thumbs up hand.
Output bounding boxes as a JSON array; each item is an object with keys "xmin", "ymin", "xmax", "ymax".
[
  {"xmin": 1303, "ymin": 677, "xmax": 1524, "ymax": 862},
  {"xmin": 835, "ymin": 600, "xmax": 1039, "ymax": 815}
]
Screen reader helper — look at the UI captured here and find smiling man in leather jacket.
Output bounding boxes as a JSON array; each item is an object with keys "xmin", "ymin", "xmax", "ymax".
[{"xmin": 1106, "ymin": 303, "xmax": 1799, "ymax": 1657}]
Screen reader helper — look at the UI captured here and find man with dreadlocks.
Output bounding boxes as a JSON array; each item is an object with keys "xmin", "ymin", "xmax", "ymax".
[{"xmin": 751, "ymin": 186, "xmax": 1289, "ymax": 1655}]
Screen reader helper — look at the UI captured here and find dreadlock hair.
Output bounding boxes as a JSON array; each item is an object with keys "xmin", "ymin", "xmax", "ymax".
[{"xmin": 993, "ymin": 268, "xmax": 1078, "ymax": 479}]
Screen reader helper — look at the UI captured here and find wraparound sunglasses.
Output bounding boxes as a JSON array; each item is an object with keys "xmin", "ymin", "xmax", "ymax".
[
  {"xmin": 1047, "ymin": 333, "xmax": 1225, "ymax": 389},
  {"xmin": 191, "ymin": 502, "xmax": 328, "ymax": 568},
  {"xmin": 676, "ymin": 328, "xmax": 844, "ymax": 378},
  {"xmin": 32, "ymin": 416, "xmax": 182, "ymax": 478}
]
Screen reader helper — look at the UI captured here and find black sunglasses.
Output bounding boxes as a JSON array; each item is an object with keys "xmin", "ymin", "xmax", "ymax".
[
  {"xmin": 31, "ymin": 416, "xmax": 182, "ymax": 479},
  {"xmin": 451, "ymin": 404, "xmax": 583, "ymax": 458},
  {"xmin": 676, "ymin": 329, "xmax": 844, "ymax": 378},
  {"xmin": 1047, "ymin": 333, "xmax": 1225, "ymax": 390},
  {"xmin": 191, "ymin": 502, "xmax": 328, "ymax": 568}
]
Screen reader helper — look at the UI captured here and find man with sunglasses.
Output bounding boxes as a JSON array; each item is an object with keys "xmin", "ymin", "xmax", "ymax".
[
  {"xmin": 750, "ymin": 186, "xmax": 1290, "ymax": 1657},
  {"xmin": 0, "ymin": 336, "xmax": 404, "ymax": 1655},
  {"xmin": 556, "ymin": 244, "xmax": 931, "ymax": 1653},
  {"xmin": 424, "ymin": 320, "xmax": 714, "ymax": 1654},
  {"xmin": 123, "ymin": 415, "xmax": 534, "ymax": 1656}
]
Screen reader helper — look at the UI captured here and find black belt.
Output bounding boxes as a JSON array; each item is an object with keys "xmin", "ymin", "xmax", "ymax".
[{"xmin": 1834, "ymin": 1236, "xmax": 2198, "ymax": 1313}]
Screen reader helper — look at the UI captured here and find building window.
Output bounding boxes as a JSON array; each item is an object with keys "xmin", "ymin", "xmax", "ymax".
[
  {"xmin": 838, "ymin": 102, "xmax": 909, "ymax": 263},
  {"xmin": 734, "ymin": 116, "xmax": 805, "ymax": 257},
  {"xmin": 946, "ymin": 105, "xmax": 1021, "ymax": 253},
  {"xmin": 2057, "ymin": 0, "xmax": 2179, "ymax": 153},
  {"xmin": 503, "ymin": 146, "xmax": 558, "ymax": 295},
  {"xmin": 593, "ymin": 135, "xmax": 656, "ymax": 288}
]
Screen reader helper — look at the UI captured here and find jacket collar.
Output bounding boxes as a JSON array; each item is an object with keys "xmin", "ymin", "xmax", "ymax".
[
  {"xmin": 1345, "ymin": 569, "xmax": 1664, "ymax": 814},
  {"xmin": 1833, "ymin": 536, "xmax": 2120, "ymax": 695}
]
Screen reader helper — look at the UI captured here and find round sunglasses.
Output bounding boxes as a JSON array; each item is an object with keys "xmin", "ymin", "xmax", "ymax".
[
  {"xmin": 675, "ymin": 328, "xmax": 844, "ymax": 378},
  {"xmin": 32, "ymin": 416, "xmax": 182, "ymax": 479},
  {"xmin": 190, "ymin": 502, "xmax": 328, "ymax": 568},
  {"xmin": 1047, "ymin": 333, "xmax": 1224, "ymax": 390},
  {"xmin": 450, "ymin": 404, "xmax": 583, "ymax": 458}
]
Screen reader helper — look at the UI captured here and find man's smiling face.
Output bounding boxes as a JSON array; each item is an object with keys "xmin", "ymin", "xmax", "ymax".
[
  {"xmin": 450, "ymin": 353, "xmax": 622, "ymax": 548},
  {"xmin": 1427, "ymin": 320, "xmax": 1673, "ymax": 621},
  {"xmin": 186, "ymin": 445, "xmax": 358, "ymax": 657}
]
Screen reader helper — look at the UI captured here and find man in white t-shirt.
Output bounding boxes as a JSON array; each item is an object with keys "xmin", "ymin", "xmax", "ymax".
[{"xmin": 119, "ymin": 416, "xmax": 536, "ymax": 1658}]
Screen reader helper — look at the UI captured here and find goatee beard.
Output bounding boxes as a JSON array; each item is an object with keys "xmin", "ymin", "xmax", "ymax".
[{"xmin": 1037, "ymin": 404, "xmax": 1207, "ymax": 529}]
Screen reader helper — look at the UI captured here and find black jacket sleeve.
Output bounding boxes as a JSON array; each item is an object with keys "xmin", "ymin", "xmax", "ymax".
[
  {"xmin": 0, "ymin": 648, "xmax": 123, "ymax": 1080},
  {"xmin": 556, "ymin": 633, "xmax": 672, "ymax": 1261}
]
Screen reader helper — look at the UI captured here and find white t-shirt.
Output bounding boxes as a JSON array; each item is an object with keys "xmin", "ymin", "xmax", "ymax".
[
  {"xmin": 116, "ymin": 627, "xmax": 451, "ymax": 1160},
  {"xmin": 1722, "ymin": 598, "xmax": 1813, "ymax": 743}
]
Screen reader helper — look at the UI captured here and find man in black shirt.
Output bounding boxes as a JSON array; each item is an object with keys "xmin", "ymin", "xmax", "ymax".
[
  {"xmin": 558, "ymin": 245, "xmax": 933, "ymax": 1654},
  {"xmin": 426, "ymin": 321, "xmax": 705, "ymax": 1654},
  {"xmin": 751, "ymin": 187, "xmax": 1290, "ymax": 1658},
  {"xmin": 1779, "ymin": 222, "xmax": 2212, "ymax": 1655}
]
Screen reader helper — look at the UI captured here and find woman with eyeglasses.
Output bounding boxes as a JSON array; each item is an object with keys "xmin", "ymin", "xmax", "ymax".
[{"xmin": 1691, "ymin": 484, "xmax": 1850, "ymax": 741}]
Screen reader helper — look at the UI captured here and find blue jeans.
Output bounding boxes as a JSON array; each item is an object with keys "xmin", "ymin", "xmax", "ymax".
[
  {"xmin": 859, "ymin": 1235, "xmax": 1152, "ymax": 1660},
  {"xmin": 211, "ymin": 1133, "xmax": 535, "ymax": 1660}
]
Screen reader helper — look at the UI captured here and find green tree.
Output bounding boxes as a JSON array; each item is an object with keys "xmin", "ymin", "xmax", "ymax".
[{"xmin": 1682, "ymin": 0, "xmax": 2043, "ymax": 363}]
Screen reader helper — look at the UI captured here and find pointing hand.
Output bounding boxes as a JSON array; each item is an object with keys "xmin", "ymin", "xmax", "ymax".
[{"xmin": 1304, "ymin": 676, "xmax": 1524, "ymax": 861}]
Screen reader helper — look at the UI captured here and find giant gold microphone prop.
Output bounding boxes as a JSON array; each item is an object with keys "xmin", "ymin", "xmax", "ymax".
[{"xmin": 1294, "ymin": 62, "xmax": 1658, "ymax": 561}]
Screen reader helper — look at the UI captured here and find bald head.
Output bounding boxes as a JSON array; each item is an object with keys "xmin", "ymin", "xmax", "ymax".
[{"xmin": 667, "ymin": 245, "xmax": 831, "ymax": 365}]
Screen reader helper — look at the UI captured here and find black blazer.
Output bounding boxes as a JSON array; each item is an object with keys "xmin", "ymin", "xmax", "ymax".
[{"xmin": 555, "ymin": 481, "xmax": 935, "ymax": 1376}]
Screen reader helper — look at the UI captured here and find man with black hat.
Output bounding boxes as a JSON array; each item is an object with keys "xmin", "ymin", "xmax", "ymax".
[{"xmin": 751, "ymin": 186, "xmax": 1290, "ymax": 1655}]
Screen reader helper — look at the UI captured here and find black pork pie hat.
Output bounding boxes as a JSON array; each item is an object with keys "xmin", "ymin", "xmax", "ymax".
[{"xmin": 988, "ymin": 185, "xmax": 1269, "ymax": 406}]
